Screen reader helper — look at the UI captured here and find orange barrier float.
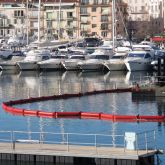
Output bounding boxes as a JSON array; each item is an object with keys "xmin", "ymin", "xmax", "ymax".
[
  {"xmin": 2, "ymin": 88, "xmax": 165, "ymax": 122},
  {"xmin": 23, "ymin": 110, "xmax": 38, "ymax": 117},
  {"xmin": 37, "ymin": 111, "xmax": 56, "ymax": 118},
  {"xmin": 81, "ymin": 112, "xmax": 101, "ymax": 119},
  {"xmin": 57, "ymin": 112, "xmax": 80, "ymax": 118},
  {"xmin": 100, "ymin": 113, "xmax": 114, "ymax": 120}
]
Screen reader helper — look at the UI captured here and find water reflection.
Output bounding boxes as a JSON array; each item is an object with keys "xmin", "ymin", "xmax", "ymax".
[
  {"xmin": 0, "ymin": 70, "xmax": 158, "ymax": 100},
  {"xmin": 0, "ymin": 70, "xmax": 165, "ymax": 163},
  {"xmin": 125, "ymin": 71, "xmax": 154, "ymax": 85}
]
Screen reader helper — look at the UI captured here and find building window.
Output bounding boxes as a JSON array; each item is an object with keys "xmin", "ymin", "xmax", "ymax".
[
  {"xmin": 92, "ymin": 24, "xmax": 97, "ymax": 28},
  {"xmin": 101, "ymin": 15, "xmax": 108, "ymax": 22},
  {"xmin": 80, "ymin": 7, "xmax": 88, "ymax": 14},
  {"xmin": 67, "ymin": 12, "xmax": 73, "ymax": 18},
  {"xmin": 102, "ymin": 0, "xmax": 109, "ymax": 4},
  {"xmin": 47, "ymin": 12, "xmax": 53, "ymax": 19},
  {"xmin": 92, "ymin": 7, "xmax": 96, "ymax": 12},
  {"xmin": 101, "ymin": 23, "xmax": 108, "ymax": 30},
  {"xmin": 93, "ymin": 0, "xmax": 98, "ymax": 5},
  {"xmin": 47, "ymin": 21, "xmax": 52, "ymax": 28},
  {"xmin": 14, "ymin": 10, "xmax": 24, "ymax": 17},
  {"xmin": 101, "ymin": 31, "xmax": 107, "ymax": 37},
  {"xmin": 14, "ymin": 19, "xmax": 17, "ymax": 24},
  {"xmin": 81, "ymin": 0, "xmax": 89, "ymax": 5}
]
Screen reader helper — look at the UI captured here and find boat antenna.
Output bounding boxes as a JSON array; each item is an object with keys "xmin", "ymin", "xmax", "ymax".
[{"xmin": 38, "ymin": 0, "xmax": 41, "ymax": 43}]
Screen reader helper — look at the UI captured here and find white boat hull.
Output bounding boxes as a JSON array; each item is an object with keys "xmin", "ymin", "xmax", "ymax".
[
  {"xmin": 62, "ymin": 61, "xmax": 81, "ymax": 70},
  {"xmin": 38, "ymin": 63, "xmax": 64, "ymax": 70},
  {"xmin": 0, "ymin": 63, "xmax": 18, "ymax": 70},
  {"xmin": 78, "ymin": 63, "xmax": 104, "ymax": 71},
  {"xmin": 125, "ymin": 61, "xmax": 152, "ymax": 71},
  {"xmin": 17, "ymin": 61, "xmax": 39, "ymax": 70},
  {"xmin": 104, "ymin": 62, "xmax": 126, "ymax": 71}
]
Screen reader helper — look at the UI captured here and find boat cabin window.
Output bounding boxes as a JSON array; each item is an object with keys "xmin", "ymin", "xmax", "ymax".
[
  {"xmin": 52, "ymin": 55, "xmax": 68, "ymax": 59},
  {"xmin": 70, "ymin": 56, "xmax": 85, "ymax": 60},
  {"xmin": 58, "ymin": 45, "xmax": 67, "ymax": 49},
  {"xmin": 90, "ymin": 55, "xmax": 109, "ymax": 60},
  {"xmin": 128, "ymin": 53, "xmax": 145, "ymax": 58},
  {"xmin": 111, "ymin": 55, "xmax": 124, "ymax": 59},
  {"xmin": 42, "ymin": 56, "xmax": 50, "ymax": 60},
  {"xmin": 144, "ymin": 53, "xmax": 151, "ymax": 59}
]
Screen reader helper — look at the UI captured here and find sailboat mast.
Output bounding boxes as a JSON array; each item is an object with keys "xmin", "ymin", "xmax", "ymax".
[
  {"xmin": 38, "ymin": 0, "xmax": 41, "ymax": 42},
  {"xmin": 112, "ymin": 0, "xmax": 116, "ymax": 50},
  {"xmin": 26, "ymin": 0, "xmax": 29, "ymax": 45},
  {"xmin": 58, "ymin": 0, "xmax": 61, "ymax": 40}
]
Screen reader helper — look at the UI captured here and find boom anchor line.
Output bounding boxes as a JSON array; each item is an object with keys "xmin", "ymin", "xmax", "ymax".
[{"xmin": 2, "ymin": 88, "xmax": 164, "ymax": 122}]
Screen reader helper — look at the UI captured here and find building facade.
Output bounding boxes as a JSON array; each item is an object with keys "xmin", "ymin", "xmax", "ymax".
[
  {"xmin": 0, "ymin": 0, "xmax": 164, "ymax": 41},
  {"xmin": 124, "ymin": 0, "xmax": 164, "ymax": 40}
]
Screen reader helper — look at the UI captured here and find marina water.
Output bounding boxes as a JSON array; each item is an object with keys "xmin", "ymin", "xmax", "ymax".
[{"xmin": 0, "ymin": 70, "xmax": 164, "ymax": 165}]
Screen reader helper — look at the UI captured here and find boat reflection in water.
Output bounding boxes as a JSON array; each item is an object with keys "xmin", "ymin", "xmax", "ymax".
[
  {"xmin": 125, "ymin": 71, "xmax": 154, "ymax": 86},
  {"xmin": 0, "ymin": 69, "xmax": 19, "ymax": 76},
  {"xmin": 0, "ymin": 70, "xmax": 131, "ymax": 98},
  {"xmin": 0, "ymin": 70, "xmax": 165, "ymax": 163}
]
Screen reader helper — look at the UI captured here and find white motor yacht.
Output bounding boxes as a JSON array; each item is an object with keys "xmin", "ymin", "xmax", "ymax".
[
  {"xmin": 0, "ymin": 47, "xmax": 13, "ymax": 59},
  {"xmin": 38, "ymin": 55, "xmax": 68, "ymax": 71},
  {"xmin": 77, "ymin": 48, "xmax": 112, "ymax": 71},
  {"xmin": 0, "ymin": 55, "xmax": 25, "ymax": 70},
  {"xmin": 17, "ymin": 49, "xmax": 51, "ymax": 70},
  {"xmin": 124, "ymin": 50, "xmax": 153, "ymax": 71},
  {"xmin": 61, "ymin": 55, "xmax": 85, "ymax": 70},
  {"xmin": 103, "ymin": 47, "xmax": 131, "ymax": 71}
]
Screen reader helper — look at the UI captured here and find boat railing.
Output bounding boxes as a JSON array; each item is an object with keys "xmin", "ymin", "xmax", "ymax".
[{"xmin": 0, "ymin": 130, "xmax": 157, "ymax": 154}]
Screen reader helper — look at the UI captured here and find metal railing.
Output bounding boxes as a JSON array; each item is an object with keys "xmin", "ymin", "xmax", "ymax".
[{"xmin": 0, "ymin": 130, "xmax": 157, "ymax": 154}]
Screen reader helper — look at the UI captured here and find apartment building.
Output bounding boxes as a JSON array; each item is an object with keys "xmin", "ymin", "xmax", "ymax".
[
  {"xmin": 78, "ymin": 0, "xmax": 127, "ymax": 39},
  {"xmin": 0, "ymin": 0, "xmax": 128, "ymax": 40},
  {"xmin": 43, "ymin": 0, "xmax": 128, "ymax": 39},
  {"xmin": 43, "ymin": 0, "xmax": 78, "ymax": 40},
  {"xmin": 0, "ymin": 1, "xmax": 44, "ymax": 39},
  {"xmin": 124, "ymin": 0, "xmax": 164, "ymax": 40}
]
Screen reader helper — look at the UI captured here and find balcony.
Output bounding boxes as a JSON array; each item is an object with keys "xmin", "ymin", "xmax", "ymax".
[
  {"xmin": 46, "ymin": 17, "xmax": 56, "ymax": 21},
  {"xmin": 100, "ymin": 19, "xmax": 109, "ymax": 22},
  {"xmin": 66, "ymin": 17, "xmax": 77, "ymax": 21},
  {"xmin": 101, "ymin": 10, "xmax": 110, "ymax": 15},
  {"xmin": 81, "ymin": 20, "xmax": 90, "ymax": 24},
  {"xmin": 66, "ymin": 25, "xmax": 76, "ymax": 30},
  {"xmin": 131, "ymin": 9, "xmax": 148, "ymax": 15},
  {"xmin": 80, "ymin": 12, "xmax": 90, "ymax": 16},
  {"xmin": 0, "ymin": 24, "xmax": 10, "ymax": 28},
  {"xmin": 80, "ymin": 2, "xmax": 90, "ymax": 5}
]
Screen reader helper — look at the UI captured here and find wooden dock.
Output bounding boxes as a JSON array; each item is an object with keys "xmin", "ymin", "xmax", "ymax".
[{"xmin": 0, "ymin": 142, "xmax": 162, "ymax": 165}]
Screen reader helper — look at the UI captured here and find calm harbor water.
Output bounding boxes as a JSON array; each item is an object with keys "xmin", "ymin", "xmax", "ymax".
[{"xmin": 0, "ymin": 70, "xmax": 164, "ymax": 165}]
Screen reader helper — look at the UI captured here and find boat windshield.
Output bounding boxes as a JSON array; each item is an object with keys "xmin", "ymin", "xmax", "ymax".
[
  {"xmin": 90, "ymin": 55, "xmax": 109, "ymax": 60},
  {"xmin": 111, "ymin": 55, "xmax": 124, "ymax": 59},
  {"xmin": 52, "ymin": 55, "xmax": 68, "ymax": 59},
  {"xmin": 128, "ymin": 53, "xmax": 145, "ymax": 58},
  {"xmin": 70, "ymin": 56, "xmax": 85, "ymax": 60}
]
